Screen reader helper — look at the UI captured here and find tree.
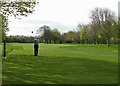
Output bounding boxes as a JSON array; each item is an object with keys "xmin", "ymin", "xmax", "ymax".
[
  {"xmin": 0, "ymin": 0, "xmax": 38, "ymax": 40},
  {"xmin": 90, "ymin": 8, "xmax": 103, "ymax": 44},
  {"xmin": 61, "ymin": 33, "xmax": 67, "ymax": 43},
  {"xmin": 51, "ymin": 28, "xmax": 61, "ymax": 44},
  {"xmin": 0, "ymin": 16, "xmax": 2, "ymax": 43},
  {"xmin": 65, "ymin": 31, "xmax": 76, "ymax": 43},
  {"xmin": 0, "ymin": 0, "xmax": 37, "ymax": 57},
  {"xmin": 90, "ymin": 8, "xmax": 117, "ymax": 46},
  {"xmin": 118, "ymin": 17, "xmax": 120, "ymax": 43},
  {"xmin": 100, "ymin": 8, "xmax": 116, "ymax": 46},
  {"xmin": 0, "ymin": 14, "xmax": 8, "ymax": 40},
  {"xmin": 37, "ymin": 25, "xmax": 53, "ymax": 43},
  {"xmin": 90, "ymin": 23, "xmax": 100, "ymax": 44},
  {"xmin": 79, "ymin": 25, "xmax": 89, "ymax": 44}
]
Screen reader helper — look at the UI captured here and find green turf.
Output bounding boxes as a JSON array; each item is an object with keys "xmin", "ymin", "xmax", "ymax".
[
  {"xmin": 2, "ymin": 43, "xmax": 118, "ymax": 84},
  {"xmin": 0, "ymin": 43, "xmax": 2, "ymax": 84}
]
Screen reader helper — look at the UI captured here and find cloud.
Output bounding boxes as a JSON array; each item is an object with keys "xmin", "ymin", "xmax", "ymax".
[
  {"xmin": 8, "ymin": 19, "xmax": 77, "ymax": 36},
  {"xmin": 8, "ymin": 0, "xmax": 119, "ymax": 36},
  {"xmin": 22, "ymin": 20, "xmax": 77, "ymax": 32}
]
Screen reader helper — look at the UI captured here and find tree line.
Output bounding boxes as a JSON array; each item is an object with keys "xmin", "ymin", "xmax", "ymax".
[
  {"xmin": 36, "ymin": 8, "xmax": 119, "ymax": 46},
  {"xmin": 2, "ymin": 6, "xmax": 120, "ymax": 47},
  {"xmin": 6, "ymin": 35, "xmax": 34, "ymax": 43}
]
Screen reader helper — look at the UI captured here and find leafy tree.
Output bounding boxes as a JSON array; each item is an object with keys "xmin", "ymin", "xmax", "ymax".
[
  {"xmin": 79, "ymin": 25, "xmax": 89, "ymax": 44},
  {"xmin": 61, "ymin": 33, "xmax": 67, "ymax": 43},
  {"xmin": 0, "ymin": 0, "xmax": 38, "ymax": 40},
  {"xmin": 65, "ymin": 31, "xmax": 77, "ymax": 43},
  {"xmin": 51, "ymin": 28, "xmax": 61, "ymax": 43},
  {"xmin": 0, "ymin": 16, "xmax": 2, "ymax": 43},
  {"xmin": 37, "ymin": 25, "xmax": 53, "ymax": 43},
  {"xmin": 0, "ymin": 14, "xmax": 8, "ymax": 40},
  {"xmin": 118, "ymin": 17, "xmax": 120, "ymax": 43}
]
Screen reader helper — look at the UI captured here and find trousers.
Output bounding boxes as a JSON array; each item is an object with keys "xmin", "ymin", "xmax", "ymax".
[{"xmin": 34, "ymin": 45, "xmax": 39, "ymax": 56}]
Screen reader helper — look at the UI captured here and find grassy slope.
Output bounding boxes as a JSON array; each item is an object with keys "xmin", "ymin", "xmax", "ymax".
[{"xmin": 2, "ymin": 43, "xmax": 118, "ymax": 84}]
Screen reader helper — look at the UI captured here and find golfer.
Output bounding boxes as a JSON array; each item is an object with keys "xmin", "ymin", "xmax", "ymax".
[{"xmin": 34, "ymin": 38, "xmax": 39, "ymax": 56}]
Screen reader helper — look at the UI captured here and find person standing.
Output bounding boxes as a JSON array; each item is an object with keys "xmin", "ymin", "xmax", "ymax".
[{"xmin": 34, "ymin": 38, "xmax": 39, "ymax": 56}]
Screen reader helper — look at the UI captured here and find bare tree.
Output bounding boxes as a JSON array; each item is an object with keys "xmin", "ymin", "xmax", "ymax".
[{"xmin": 90, "ymin": 8, "xmax": 117, "ymax": 46}]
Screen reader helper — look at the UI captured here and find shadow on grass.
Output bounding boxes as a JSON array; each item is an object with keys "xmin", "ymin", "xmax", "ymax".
[{"xmin": 2, "ymin": 55, "xmax": 118, "ymax": 84}]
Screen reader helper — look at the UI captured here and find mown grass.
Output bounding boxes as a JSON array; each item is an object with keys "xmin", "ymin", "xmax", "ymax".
[
  {"xmin": 2, "ymin": 43, "xmax": 118, "ymax": 84},
  {"xmin": 0, "ymin": 43, "xmax": 2, "ymax": 84}
]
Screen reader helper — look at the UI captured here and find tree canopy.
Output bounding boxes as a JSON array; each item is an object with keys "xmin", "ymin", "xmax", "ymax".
[{"xmin": 0, "ymin": 0, "xmax": 38, "ymax": 40}]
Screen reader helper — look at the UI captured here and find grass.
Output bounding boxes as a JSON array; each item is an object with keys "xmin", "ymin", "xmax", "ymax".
[
  {"xmin": 0, "ymin": 43, "xmax": 2, "ymax": 84},
  {"xmin": 2, "ymin": 43, "xmax": 118, "ymax": 84}
]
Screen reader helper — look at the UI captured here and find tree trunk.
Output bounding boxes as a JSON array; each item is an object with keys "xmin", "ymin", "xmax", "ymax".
[{"xmin": 107, "ymin": 39, "xmax": 110, "ymax": 47}]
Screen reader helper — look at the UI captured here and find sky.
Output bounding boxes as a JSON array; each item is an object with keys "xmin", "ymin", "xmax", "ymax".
[{"xmin": 7, "ymin": 0, "xmax": 119, "ymax": 36}]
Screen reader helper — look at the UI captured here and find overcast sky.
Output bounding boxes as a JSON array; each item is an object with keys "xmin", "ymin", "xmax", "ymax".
[{"xmin": 7, "ymin": 0, "xmax": 119, "ymax": 36}]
